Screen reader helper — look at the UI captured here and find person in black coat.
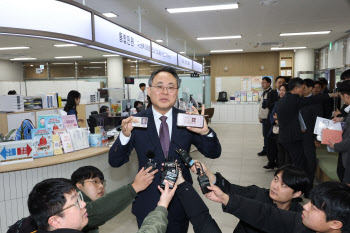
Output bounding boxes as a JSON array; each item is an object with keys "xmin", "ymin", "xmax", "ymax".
[
  {"xmin": 205, "ymin": 181, "xmax": 350, "ymax": 233},
  {"xmin": 300, "ymin": 79, "xmax": 323, "ymax": 194},
  {"xmin": 318, "ymin": 78, "xmax": 333, "ymax": 119},
  {"xmin": 264, "ymin": 76, "xmax": 287, "ymax": 169},
  {"xmin": 190, "ymin": 161, "xmax": 309, "ymax": 233}
]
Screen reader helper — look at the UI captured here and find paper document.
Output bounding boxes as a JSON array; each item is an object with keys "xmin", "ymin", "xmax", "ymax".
[{"xmin": 314, "ymin": 117, "xmax": 342, "ymax": 135}]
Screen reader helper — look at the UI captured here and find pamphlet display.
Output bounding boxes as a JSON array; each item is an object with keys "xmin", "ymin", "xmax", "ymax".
[
  {"xmin": 31, "ymin": 129, "xmax": 53, "ymax": 158},
  {"xmin": 52, "ymin": 135, "xmax": 63, "ymax": 155},
  {"xmin": 60, "ymin": 133, "xmax": 74, "ymax": 153},
  {"xmin": 38, "ymin": 115, "xmax": 63, "ymax": 133},
  {"xmin": 68, "ymin": 128, "xmax": 89, "ymax": 151},
  {"xmin": 235, "ymin": 92, "xmax": 241, "ymax": 102},
  {"xmin": 241, "ymin": 92, "xmax": 247, "ymax": 102},
  {"xmin": 253, "ymin": 91, "xmax": 259, "ymax": 101},
  {"xmin": 62, "ymin": 115, "xmax": 79, "ymax": 129},
  {"xmin": 247, "ymin": 92, "xmax": 253, "ymax": 102}
]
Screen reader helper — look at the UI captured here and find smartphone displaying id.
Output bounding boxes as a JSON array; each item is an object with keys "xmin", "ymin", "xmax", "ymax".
[
  {"xmin": 177, "ymin": 113, "xmax": 204, "ymax": 128},
  {"xmin": 132, "ymin": 117, "xmax": 148, "ymax": 128}
]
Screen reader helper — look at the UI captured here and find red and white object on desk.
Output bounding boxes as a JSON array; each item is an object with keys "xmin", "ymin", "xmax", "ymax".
[
  {"xmin": 321, "ymin": 129, "xmax": 343, "ymax": 145},
  {"xmin": 0, "ymin": 140, "xmax": 33, "ymax": 165}
]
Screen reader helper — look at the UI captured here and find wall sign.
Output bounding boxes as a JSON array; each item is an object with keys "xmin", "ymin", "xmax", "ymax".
[
  {"xmin": 190, "ymin": 72, "xmax": 200, "ymax": 77},
  {"xmin": 193, "ymin": 61, "xmax": 203, "ymax": 73},
  {"xmin": 151, "ymin": 42, "xmax": 177, "ymax": 65},
  {"xmin": 178, "ymin": 54, "xmax": 193, "ymax": 70},
  {"xmin": 0, "ymin": 0, "xmax": 93, "ymax": 40},
  {"xmin": 94, "ymin": 15, "xmax": 151, "ymax": 58}
]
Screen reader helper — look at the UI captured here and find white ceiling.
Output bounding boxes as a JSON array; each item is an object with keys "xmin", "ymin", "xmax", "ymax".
[{"xmin": 0, "ymin": 0, "xmax": 350, "ymax": 62}]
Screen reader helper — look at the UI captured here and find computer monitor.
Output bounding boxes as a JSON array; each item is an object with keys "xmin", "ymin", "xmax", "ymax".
[{"xmin": 88, "ymin": 112, "xmax": 110, "ymax": 133}]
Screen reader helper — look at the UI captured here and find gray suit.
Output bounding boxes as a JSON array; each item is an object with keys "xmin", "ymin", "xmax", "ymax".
[{"xmin": 334, "ymin": 116, "xmax": 350, "ymax": 183}]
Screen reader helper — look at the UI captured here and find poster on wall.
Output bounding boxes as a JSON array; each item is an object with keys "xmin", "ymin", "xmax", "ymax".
[
  {"xmin": 251, "ymin": 76, "xmax": 262, "ymax": 91},
  {"xmin": 241, "ymin": 77, "xmax": 252, "ymax": 91}
]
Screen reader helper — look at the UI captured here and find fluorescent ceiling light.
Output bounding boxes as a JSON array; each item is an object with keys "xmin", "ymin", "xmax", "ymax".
[
  {"xmin": 210, "ymin": 49, "xmax": 243, "ymax": 53},
  {"xmin": 167, "ymin": 3, "xmax": 238, "ymax": 13},
  {"xmin": 0, "ymin": 46, "xmax": 30, "ymax": 50},
  {"xmin": 156, "ymin": 39, "xmax": 164, "ymax": 43},
  {"xmin": 30, "ymin": 65, "xmax": 33, "ymax": 66},
  {"xmin": 102, "ymin": 54, "xmax": 120, "ymax": 57},
  {"xmin": 197, "ymin": 35, "xmax": 241, "ymax": 40},
  {"xmin": 89, "ymin": 61, "xmax": 106, "ymax": 64},
  {"xmin": 103, "ymin": 12, "xmax": 118, "ymax": 17},
  {"xmin": 150, "ymin": 65, "xmax": 162, "ymax": 66},
  {"xmin": 280, "ymin": 31, "xmax": 331, "ymax": 36},
  {"xmin": 271, "ymin": 47, "xmax": 307, "ymax": 50},
  {"xmin": 83, "ymin": 67, "xmax": 103, "ymax": 69},
  {"xmin": 54, "ymin": 56, "xmax": 83, "ymax": 59},
  {"xmin": 10, "ymin": 57, "xmax": 37, "ymax": 61},
  {"xmin": 179, "ymin": 52, "xmax": 186, "ymax": 54},
  {"xmin": 51, "ymin": 63, "xmax": 74, "ymax": 65},
  {"xmin": 54, "ymin": 44, "xmax": 77, "ymax": 47}
]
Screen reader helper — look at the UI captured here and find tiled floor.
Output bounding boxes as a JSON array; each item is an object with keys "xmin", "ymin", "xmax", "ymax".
[{"xmin": 100, "ymin": 123, "xmax": 275, "ymax": 233}]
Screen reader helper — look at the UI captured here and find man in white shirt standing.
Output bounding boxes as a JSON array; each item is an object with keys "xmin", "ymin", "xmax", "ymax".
[
  {"xmin": 109, "ymin": 66, "xmax": 222, "ymax": 233},
  {"xmin": 137, "ymin": 83, "xmax": 147, "ymax": 103}
]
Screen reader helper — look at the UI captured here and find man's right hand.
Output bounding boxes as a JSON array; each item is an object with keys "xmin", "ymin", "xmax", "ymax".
[
  {"xmin": 121, "ymin": 116, "xmax": 136, "ymax": 137},
  {"xmin": 132, "ymin": 167, "xmax": 158, "ymax": 193},
  {"xmin": 259, "ymin": 118, "xmax": 262, "ymax": 123},
  {"xmin": 206, "ymin": 184, "xmax": 229, "ymax": 206},
  {"xmin": 157, "ymin": 181, "xmax": 177, "ymax": 209},
  {"xmin": 332, "ymin": 117, "xmax": 344, "ymax": 123},
  {"xmin": 190, "ymin": 160, "xmax": 216, "ymax": 184}
]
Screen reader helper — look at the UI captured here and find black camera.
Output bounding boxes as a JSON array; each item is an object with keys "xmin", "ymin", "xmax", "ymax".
[
  {"xmin": 160, "ymin": 161, "xmax": 179, "ymax": 189},
  {"xmin": 175, "ymin": 149, "xmax": 194, "ymax": 167},
  {"xmin": 195, "ymin": 162, "xmax": 211, "ymax": 194}
]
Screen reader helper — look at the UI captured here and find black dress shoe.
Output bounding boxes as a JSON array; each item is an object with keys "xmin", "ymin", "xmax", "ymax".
[
  {"xmin": 257, "ymin": 150, "xmax": 267, "ymax": 156},
  {"xmin": 263, "ymin": 163, "xmax": 275, "ymax": 169}
]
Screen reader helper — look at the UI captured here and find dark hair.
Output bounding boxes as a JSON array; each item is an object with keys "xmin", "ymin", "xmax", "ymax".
[
  {"xmin": 100, "ymin": 105, "xmax": 109, "ymax": 114},
  {"xmin": 287, "ymin": 78, "xmax": 305, "ymax": 92},
  {"xmin": 71, "ymin": 166, "xmax": 104, "ymax": 185},
  {"xmin": 279, "ymin": 84, "xmax": 288, "ymax": 91},
  {"xmin": 262, "ymin": 77, "xmax": 271, "ymax": 84},
  {"xmin": 337, "ymin": 80, "xmax": 350, "ymax": 96},
  {"xmin": 275, "ymin": 76, "xmax": 286, "ymax": 83},
  {"xmin": 318, "ymin": 78, "xmax": 328, "ymax": 86},
  {"xmin": 148, "ymin": 66, "xmax": 181, "ymax": 88},
  {"xmin": 274, "ymin": 165, "xmax": 310, "ymax": 194},
  {"xmin": 304, "ymin": 79, "xmax": 315, "ymax": 88},
  {"xmin": 341, "ymin": 69, "xmax": 350, "ymax": 81},
  {"xmin": 8, "ymin": 90, "xmax": 17, "ymax": 95},
  {"xmin": 134, "ymin": 100, "xmax": 144, "ymax": 108},
  {"xmin": 310, "ymin": 181, "xmax": 350, "ymax": 231},
  {"xmin": 64, "ymin": 90, "xmax": 81, "ymax": 113},
  {"xmin": 28, "ymin": 178, "xmax": 75, "ymax": 230},
  {"xmin": 314, "ymin": 81, "xmax": 323, "ymax": 87},
  {"xmin": 139, "ymin": 83, "xmax": 146, "ymax": 88}
]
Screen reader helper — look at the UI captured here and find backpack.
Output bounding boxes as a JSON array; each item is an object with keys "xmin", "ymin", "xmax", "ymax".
[
  {"xmin": 7, "ymin": 216, "xmax": 37, "ymax": 233},
  {"xmin": 15, "ymin": 119, "xmax": 35, "ymax": 141}
]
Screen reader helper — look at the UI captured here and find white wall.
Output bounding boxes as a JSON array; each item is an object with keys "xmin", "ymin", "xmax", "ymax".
[
  {"xmin": 0, "ymin": 60, "xmax": 23, "ymax": 81},
  {"xmin": 294, "ymin": 49, "xmax": 315, "ymax": 77}
]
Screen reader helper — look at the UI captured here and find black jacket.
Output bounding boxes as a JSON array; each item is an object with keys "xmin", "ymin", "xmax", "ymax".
[
  {"xmin": 215, "ymin": 173, "xmax": 303, "ymax": 233},
  {"xmin": 300, "ymin": 96, "xmax": 322, "ymax": 137},
  {"xmin": 266, "ymin": 89, "xmax": 279, "ymax": 111}
]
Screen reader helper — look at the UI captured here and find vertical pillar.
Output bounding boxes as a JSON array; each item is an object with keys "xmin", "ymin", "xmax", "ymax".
[
  {"xmin": 294, "ymin": 49, "xmax": 315, "ymax": 77},
  {"xmin": 107, "ymin": 57, "xmax": 124, "ymax": 99}
]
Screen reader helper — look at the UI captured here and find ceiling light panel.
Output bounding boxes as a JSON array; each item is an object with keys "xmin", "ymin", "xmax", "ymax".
[
  {"xmin": 197, "ymin": 35, "xmax": 241, "ymax": 40},
  {"xmin": 10, "ymin": 57, "xmax": 37, "ymax": 61},
  {"xmin": 54, "ymin": 44, "xmax": 78, "ymax": 47},
  {"xmin": 280, "ymin": 31, "xmax": 331, "ymax": 36},
  {"xmin": 156, "ymin": 39, "xmax": 164, "ymax": 43},
  {"xmin": 166, "ymin": 3, "xmax": 238, "ymax": 13},
  {"xmin": 54, "ymin": 56, "xmax": 83, "ymax": 59},
  {"xmin": 102, "ymin": 54, "xmax": 120, "ymax": 57},
  {"xmin": 271, "ymin": 47, "xmax": 307, "ymax": 50},
  {"xmin": 210, "ymin": 49, "xmax": 243, "ymax": 53},
  {"xmin": 0, "ymin": 46, "xmax": 30, "ymax": 50},
  {"xmin": 103, "ymin": 12, "xmax": 118, "ymax": 17}
]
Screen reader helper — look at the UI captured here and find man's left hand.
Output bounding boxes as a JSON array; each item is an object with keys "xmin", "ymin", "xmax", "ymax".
[
  {"xmin": 328, "ymin": 140, "xmax": 335, "ymax": 149},
  {"xmin": 186, "ymin": 105, "xmax": 210, "ymax": 135}
]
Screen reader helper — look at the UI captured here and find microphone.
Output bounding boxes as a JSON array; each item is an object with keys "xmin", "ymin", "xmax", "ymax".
[
  {"xmin": 144, "ymin": 150, "xmax": 157, "ymax": 172},
  {"xmin": 146, "ymin": 150, "xmax": 155, "ymax": 159}
]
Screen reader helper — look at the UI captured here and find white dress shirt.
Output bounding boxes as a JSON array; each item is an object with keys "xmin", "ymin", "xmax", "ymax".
[{"xmin": 137, "ymin": 90, "xmax": 146, "ymax": 102}]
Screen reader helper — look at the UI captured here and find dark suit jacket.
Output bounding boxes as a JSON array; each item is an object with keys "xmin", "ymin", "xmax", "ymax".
[
  {"xmin": 108, "ymin": 107, "xmax": 221, "ymax": 220},
  {"xmin": 276, "ymin": 92, "xmax": 303, "ymax": 144},
  {"xmin": 266, "ymin": 89, "xmax": 279, "ymax": 111},
  {"xmin": 300, "ymin": 96, "xmax": 322, "ymax": 137},
  {"xmin": 334, "ymin": 115, "xmax": 350, "ymax": 183}
]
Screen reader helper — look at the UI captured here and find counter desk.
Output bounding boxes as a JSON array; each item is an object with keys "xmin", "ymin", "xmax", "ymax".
[
  {"xmin": 0, "ymin": 145, "xmax": 138, "ymax": 233},
  {"xmin": 211, "ymin": 102, "xmax": 260, "ymax": 124}
]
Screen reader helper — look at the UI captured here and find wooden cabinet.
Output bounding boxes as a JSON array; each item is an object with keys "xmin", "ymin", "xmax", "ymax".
[{"xmin": 279, "ymin": 51, "xmax": 294, "ymax": 78}]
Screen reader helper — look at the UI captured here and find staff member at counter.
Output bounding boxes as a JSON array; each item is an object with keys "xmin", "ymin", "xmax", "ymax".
[{"xmin": 64, "ymin": 90, "xmax": 84, "ymax": 123}]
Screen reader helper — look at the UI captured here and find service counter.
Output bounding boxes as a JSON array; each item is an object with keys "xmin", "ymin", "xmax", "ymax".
[
  {"xmin": 0, "ymin": 145, "xmax": 138, "ymax": 233},
  {"xmin": 211, "ymin": 102, "xmax": 260, "ymax": 124}
]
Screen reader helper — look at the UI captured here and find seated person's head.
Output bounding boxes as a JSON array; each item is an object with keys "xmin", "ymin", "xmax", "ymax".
[
  {"xmin": 269, "ymin": 165, "xmax": 310, "ymax": 203},
  {"xmin": 71, "ymin": 166, "xmax": 106, "ymax": 201},
  {"xmin": 134, "ymin": 101, "xmax": 143, "ymax": 108},
  {"xmin": 100, "ymin": 105, "xmax": 109, "ymax": 115},
  {"xmin": 28, "ymin": 178, "xmax": 88, "ymax": 231},
  {"xmin": 303, "ymin": 181, "xmax": 350, "ymax": 232}
]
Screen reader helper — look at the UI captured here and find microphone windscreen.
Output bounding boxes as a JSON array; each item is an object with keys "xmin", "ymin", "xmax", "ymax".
[{"xmin": 146, "ymin": 150, "xmax": 155, "ymax": 159}]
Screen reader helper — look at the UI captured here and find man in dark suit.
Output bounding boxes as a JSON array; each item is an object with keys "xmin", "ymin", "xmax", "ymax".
[
  {"xmin": 264, "ymin": 76, "xmax": 287, "ymax": 169},
  {"xmin": 109, "ymin": 66, "xmax": 221, "ymax": 233},
  {"xmin": 276, "ymin": 78, "xmax": 306, "ymax": 171},
  {"xmin": 300, "ymin": 79, "xmax": 322, "ymax": 193},
  {"xmin": 318, "ymin": 78, "xmax": 333, "ymax": 119}
]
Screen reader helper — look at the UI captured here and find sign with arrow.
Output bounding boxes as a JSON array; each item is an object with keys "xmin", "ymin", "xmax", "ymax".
[{"xmin": 0, "ymin": 140, "xmax": 33, "ymax": 162}]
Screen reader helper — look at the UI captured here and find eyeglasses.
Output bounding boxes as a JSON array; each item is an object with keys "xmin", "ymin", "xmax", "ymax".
[
  {"xmin": 52, "ymin": 191, "xmax": 84, "ymax": 216},
  {"xmin": 150, "ymin": 85, "xmax": 178, "ymax": 93},
  {"xmin": 84, "ymin": 179, "xmax": 106, "ymax": 187}
]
